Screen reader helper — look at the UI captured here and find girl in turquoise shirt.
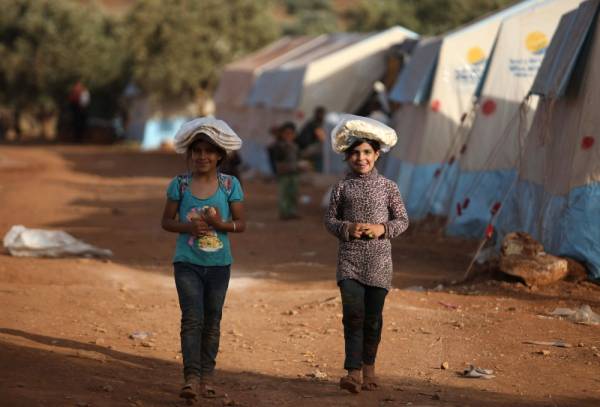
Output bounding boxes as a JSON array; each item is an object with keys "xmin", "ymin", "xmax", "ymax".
[{"xmin": 161, "ymin": 118, "xmax": 245, "ymax": 402}]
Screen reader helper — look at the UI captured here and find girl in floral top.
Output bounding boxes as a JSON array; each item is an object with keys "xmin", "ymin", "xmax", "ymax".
[{"xmin": 324, "ymin": 116, "xmax": 409, "ymax": 393}]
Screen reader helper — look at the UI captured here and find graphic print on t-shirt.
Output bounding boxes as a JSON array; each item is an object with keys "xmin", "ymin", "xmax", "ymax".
[{"xmin": 186, "ymin": 207, "xmax": 223, "ymax": 252}]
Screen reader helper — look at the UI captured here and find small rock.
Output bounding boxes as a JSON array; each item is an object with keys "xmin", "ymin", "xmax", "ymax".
[
  {"xmin": 94, "ymin": 338, "xmax": 105, "ymax": 346},
  {"xmin": 222, "ymin": 397, "xmax": 235, "ymax": 406},
  {"xmin": 441, "ymin": 362, "xmax": 449, "ymax": 370},
  {"xmin": 578, "ymin": 343, "xmax": 585, "ymax": 347},
  {"xmin": 141, "ymin": 341, "xmax": 155, "ymax": 348},
  {"xmin": 538, "ymin": 350, "xmax": 551, "ymax": 356},
  {"xmin": 563, "ymin": 257, "xmax": 589, "ymax": 282},
  {"xmin": 306, "ymin": 369, "xmax": 328, "ymax": 381},
  {"xmin": 432, "ymin": 394, "xmax": 441, "ymax": 400},
  {"xmin": 76, "ymin": 402, "xmax": 90, "ymax": 407},
  {"xmin": 282, "ymin": 310, "xmax": 298, "ymax": 316},
  {"xmin": 499, "ymin": 233, "xmax": 568, "ymax": 286},
  {"xmin": 102, "ymin": 384, "xmax": 113, "ymax": 392},
  {"xmin": 129, "ymin": 331, "xmax": 151, "ymax": 341}
]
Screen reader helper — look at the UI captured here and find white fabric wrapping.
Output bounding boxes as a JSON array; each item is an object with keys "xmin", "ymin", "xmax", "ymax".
[
  {"xmin": 331, "ymin": 114, "xmax": 397, "ymax": 154},
  {"xmin": 173, "ymin": 117, "xmax": 242, "ymax": 154},
  {"xmin": 3, "ymin": 225, "xmax": 113, "ymax": 258}
]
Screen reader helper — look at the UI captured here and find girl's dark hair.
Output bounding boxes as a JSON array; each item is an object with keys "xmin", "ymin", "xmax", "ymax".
[
  {"xmin": 186, "ymin": 134, "xmax": 227, "ymax": 168},
  {"xmin": 344, "ymin": 138, "xmax": 381, "ymax": 160}
]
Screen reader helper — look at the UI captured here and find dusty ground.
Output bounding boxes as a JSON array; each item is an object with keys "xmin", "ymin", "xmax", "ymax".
[{"xmin": 1, "ymin": 145, "xmax": 600, "ymax": 407}]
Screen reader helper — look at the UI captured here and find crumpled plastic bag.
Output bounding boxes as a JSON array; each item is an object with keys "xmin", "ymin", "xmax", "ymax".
[
  {"xmin": 3, "ymin": 225, "xmax": 113, "ymax": 258},
  {"xmin": 550, "ymin": 304, "xmax": 600, "ymax": 325}
]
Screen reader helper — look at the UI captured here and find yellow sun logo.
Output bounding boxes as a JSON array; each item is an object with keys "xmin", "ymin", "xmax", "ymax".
[
  {"xmin": 525, "ymin": 31, "xmax": 548, "ymax": 54},
  {"xmin": 466, "ymin": 47, "xmax": 486, "ymax": 65}
]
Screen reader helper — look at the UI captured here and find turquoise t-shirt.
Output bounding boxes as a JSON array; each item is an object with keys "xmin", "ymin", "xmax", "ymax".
[{"xmin": 166, "ymin": 173, "xmax": 243, "ymax": 266}]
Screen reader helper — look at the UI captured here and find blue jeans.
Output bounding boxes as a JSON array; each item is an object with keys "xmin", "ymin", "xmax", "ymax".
[
  {"xmin": 339, "ymin": 279, "xmax": 388, "ymax": 370},
  {"xmin": 174, "ymin": 262, "xmax": 230, "ymax": 379}
]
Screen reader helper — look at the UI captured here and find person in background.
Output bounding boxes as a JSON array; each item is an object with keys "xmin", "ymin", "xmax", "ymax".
[
  {"xmin": 273, "ymin": 121, "xmax": 300, "ymax": 220},
  {"xmin": 297, "ymin": 106, "xmax": 326, "ymax": 172},
  {"xmin": 68, "ymin": 80, "xmax": 90, "ymax": 142},
  {"xmin": 266, "ymin": 125, "xmax": 281, "ymax": 176}
]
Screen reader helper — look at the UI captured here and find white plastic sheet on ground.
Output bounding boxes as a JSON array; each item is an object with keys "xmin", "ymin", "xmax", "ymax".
[{"xmin": 3, "ymin": 225, "xmax": 113, "ymax": 258}]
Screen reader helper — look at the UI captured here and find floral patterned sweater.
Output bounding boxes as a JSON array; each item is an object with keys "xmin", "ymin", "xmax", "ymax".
[{"xmin": 324, "ymin": 168, "xmax": 409, "ymax": 290}]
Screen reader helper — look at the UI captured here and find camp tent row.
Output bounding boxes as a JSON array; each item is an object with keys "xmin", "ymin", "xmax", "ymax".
[
  {"xmin": 215, "ymin": 26, "xmax": 418, "ymax": 173},
  {"xmin": 383, "ymin": 0, "xmax": 598, "ymax": 277},
  {"xmin": 384, "ymin": 0, "xmax": 579, "ymax": 221},
  {"xmin": 495, "ymin": 0, "xmax": 600, "ymax": 278},
  {"xmin": 444, "ymin": 0, "xmax": 584, "ymax": 237}
]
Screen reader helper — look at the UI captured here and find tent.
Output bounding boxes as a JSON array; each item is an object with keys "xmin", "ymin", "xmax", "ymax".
[
  {"xmin": 445, "ymin": 0, "xmax": 583, "ymax": 238},
  {"xmin": 214, "ymin": 36, "xmax": 320, "ymax": 172},
  {"xmin": 385, "ymin": 0, "xmax": 550, "ymax": 219},
  {"xmin": 245, "ymin": 26, "xmax": 418, "ymax": 172},
  {"xmin": 385, "ymin": 37, "xmax": 442, "ymax": 199},
  {"xmin": 495, "ymin": 0, "xmax": 600, "ymax": 278}
]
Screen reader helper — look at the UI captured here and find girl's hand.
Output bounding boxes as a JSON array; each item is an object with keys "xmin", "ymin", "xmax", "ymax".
[
  {"xmin": 189, "ymin": 219, "xmax": 211, "ymax": 237},
  {"xmin": 202, "ymin": 206, "xmax": 223, "ymax": 228},
  {"xmin": 361, "ymin": 224, "xmax": 385, "ymax": 239},
  {"xmin": 348, "ymin": 223, "xmax": 366, "ymax": 239}
]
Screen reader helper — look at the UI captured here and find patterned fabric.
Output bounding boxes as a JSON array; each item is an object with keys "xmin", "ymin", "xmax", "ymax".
[
  {"xmin": 176, "ymin": 172, "xmax": 235, "ymax": 198},
  {"xmin": 166, "ymin": 174, "xmax": 243, "ymax": 266},
  {"xmin": 324, "ymin": 168, "xmax": 409, "ymax": 290}
]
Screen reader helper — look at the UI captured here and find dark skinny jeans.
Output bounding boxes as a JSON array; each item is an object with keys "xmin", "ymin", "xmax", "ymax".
[
  {"xmin": 339, "ymin": 278, "xmax": 388, "ymax": 370},
  {"xmin": 174, "ymin": 262, "xmax": 230, "ymax": 379}
]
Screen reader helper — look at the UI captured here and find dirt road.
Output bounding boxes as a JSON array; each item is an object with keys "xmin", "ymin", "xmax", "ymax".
[{"xmin": 1, "ymin": 145, "xmax": 599, "ymax": 406}]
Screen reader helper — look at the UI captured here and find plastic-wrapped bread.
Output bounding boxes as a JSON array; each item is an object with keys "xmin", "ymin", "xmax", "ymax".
[
  {"xmin": 331, "ymin": 114, "xmax": 397, "ymax": 154},
  {"xmin": 174, "ymin": 117, "xmax": 242, "ymax": 153}
]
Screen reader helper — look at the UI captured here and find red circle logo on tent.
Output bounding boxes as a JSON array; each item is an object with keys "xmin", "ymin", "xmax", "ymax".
[
  {"xmin": 431, "ymin": 100, "xmax": 441, "ymax": 112},
  {"xmin": 482, "ymin": 99, "xmax": 496, "ymax": 116},
  {"xmin": 582, "ymin": 136, "xmax": 595, "ymax": 150}
]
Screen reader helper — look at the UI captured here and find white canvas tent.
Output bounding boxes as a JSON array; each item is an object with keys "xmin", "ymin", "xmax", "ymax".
[
  {"xmin": 385, "ymin": 0, "xmax": 549, "ymax": 220},
  {"xmin": 214, "ymin": 36, "xmax": 320, "ymax": 172},
  {"xmin": 496, "ymin": 0, "xmax": 600, "ymax": 278},
  {"xmin": 444, "ymin": 0, "xmax": 583, "ymax": 238},
  {"xmin": 385, "ymin": 37, "xmax": 442, "ymax": 199},
  {"xmin": 244, "ymin": 26, "xmax": 418, "ymax": 172}
]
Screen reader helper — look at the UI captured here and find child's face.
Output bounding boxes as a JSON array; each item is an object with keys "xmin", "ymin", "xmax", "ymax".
[
  {"xmin": 347, "ymin": 142, "xmax": 379, "ymax": 175},
  {"xmin": 189, "ymin": 140, "xmax": 223, "ymax": 174},
  {"xmin": 281, "ymin": 128, "xmax": 295, "ymax": 142}
]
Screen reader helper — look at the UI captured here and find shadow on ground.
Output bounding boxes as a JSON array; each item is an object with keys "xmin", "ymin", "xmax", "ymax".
[{"xmin": 2, "ymin": 328, "xmax": 598, "ymax": 407}]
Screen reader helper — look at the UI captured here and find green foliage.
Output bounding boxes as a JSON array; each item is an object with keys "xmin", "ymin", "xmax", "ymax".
[
  {"xmin": 284, "ymin": 0, "xmax": 332, "ymax": 14},
  {"xmin": 344, "ymin": 0, "xmax": 520, "ymax": 35},
  {"xmin": 0, "ymin": 0, "xmax": 126, "ymax": 111},
  {"xmin": 283, "ymin": 9, "xmax": 339, "ymax": 35},
  {"xmin": 125, "ymin": 0, "xmax": 279, "ymax": 101},
  {"xmin": 0, "ymin": 0, "xmax": 525, "ymax": 117}
]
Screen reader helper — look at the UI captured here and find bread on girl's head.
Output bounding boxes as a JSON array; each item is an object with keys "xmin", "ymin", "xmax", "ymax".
[{"xmin": 331, "ymin": 114, "xmax": 397, "ymax": 154}]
